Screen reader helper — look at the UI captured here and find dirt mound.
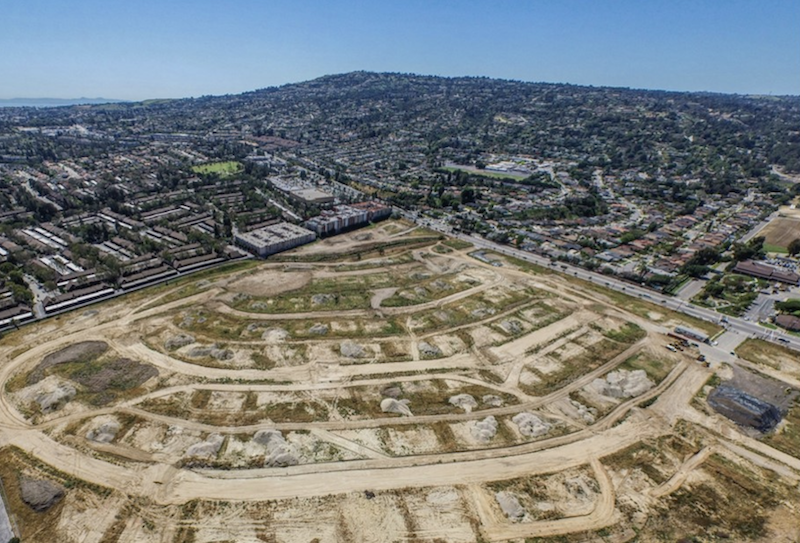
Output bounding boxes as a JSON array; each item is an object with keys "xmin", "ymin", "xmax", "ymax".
[
  {"xmin": 495, "ymin": 491, "xmax": 526, "ymax": 520},
  {"xmin": 86, "ymin": 417, "xmax": 121, "ymax": 443},
  {"xmin": 24, "ymin": 377, "xmax": 77, "ymax": 413},
  {"xmin": 381, "ymin": 386, "xmax": 403, "ymax": 399},
  {"xmin": 418, "ymin": 342, "xmax": 442, "ymax": 357},
  {"xmin": 381, "ymin": 398, "xmax": 413, "ymax": 417},
  {"xmin": 449, "ymin": 394, "xmax": 478, "ymax": 413},
  {"xmin": 253, "ymin": 429, "xmax": 299, "ymax": 467},
  {"xmin": 261, "ymin": 328, "xmax": 289, "ymax": 343},
  {"xmin": 19, "ymin": 476, "xmax": 65, "ymax": 512},
  {"xmin": 28, "ymin": 341, "xmax": 108, "ymax": 385},
  {"xmin": 71, "ymin": 358, "xmax": 158, "ymax": 403},
  {"xmin": 311, "ymin": 294, "xmax": 336, "ymax": 305},
  {"xmin": 187, "ymin": 346, "xmax": 233, "ymax": 360},
  {"xmin": 569, "ymin": 399, "xmax": 597, "ymax": 424},
  {"xmin": 185, "ymin": 433, "xmax": 225, "ymax": 459},
  {"xmin": 430, "ymin": 279, "xmax": 452, "ymax": 291},
  {"xmin": 499, "ymin": 319, "xmax": 523, "ymax": 334},
  {"xmin": 165, "ymin": 334, "xmax": 195, "ymax": 350},
  {"xmin": 512, "ymin": 412, "xmax": 552, "ymax": 437},
  {"xmin": 589, "ymin": 369, "xmax": 653, "ymax": 399},
  {"xmin": 340, "ymin": 341, "xmax": 365, "ymax": 358},
  {"xmin": 471, "ymin": 307, "xmax": 497, "ymax": 318},
  {"xmin": 471, "ymin": 416, "xmax": 498, "ymax": 442},
  {"xmin": 309, "ymin": 323, "xmax": 329, "ymax": 335},
  {"xmin": 482, "ymin": 394, "xmax": 504, "ymax": 407}
]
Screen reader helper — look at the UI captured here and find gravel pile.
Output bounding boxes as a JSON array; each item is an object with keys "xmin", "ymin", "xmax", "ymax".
[
  {"xmin": 340, "ymin": 340, "xmax": 364, "ymax": 358},
  {"xmin": 418, "ymin": 342, "xmax": 442, "ymax": 357},
  {"xmin": 380, "ymin": 398, "xmax": 413, "ymax": 417},
  {"xmin": 19, "ymin": 476, "xmax": 64, "ymax": 512},
  {"xmin": 471, "ymin": 307, "xmax": 496, "ymax": 318},
  {"xmin": 471, "ymin": 416, "xmax": 498, "ymax": 442},
  {"xmin": 185, "ymin": 433, "xmax": 225, "ymax": 458},
  {"xmin": 253, "ymin": 429, "xmax": 299, "ymax": 467},
  {"xmin": 499, "ymin": 319, "xmax": 523, "ymax": 335},
  {"xmin": 590, "ymin": 369, "xmax": 653, "ymax": 399},
  {"xmin": 308, "ymin": 323, "xmax": 329, "ymax": 335},
  {"xmin": 36, "ymin": 381, "xmax": 76, "ymax": 413},
  {"xmin": 512, "ymin": 412, "xmax": 552, "ymax": 437},
  {"xmin": 86, "ymin": 418, "xmax": 121, "ymax": 443},
  {"xmin": 311, "ymin": 294, "xmax": 336, "ymax": 305},
  {"xmin": 165, "ymin": 334, "xmax": 195, "ymax": 350},
  {"xmin": 187, "ymin": 345, "xmax": 233, "ymax": 360},
  {"xmin": 381, "ymin": 386, "xmax": 402, "ymax": 399},
  {"xmin": 570, "ymin": 400, "xmax": 597, "ymax": 424},
  {"xmin": 261, "ymin": 328, "xmax": 289, "ymax": 342},
  {"xmin": 495, "ymin": 491, "xmax": 525, "ymax": 521},
  {"xmin": 449, "ymin": 394, "xmax": 478, "ymax": 413}
]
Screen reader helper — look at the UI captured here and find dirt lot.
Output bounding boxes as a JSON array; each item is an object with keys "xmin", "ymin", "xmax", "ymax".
[
  {"xmin": 0, "ymin": 223, "xmax": 797, "ymax": 542},
  {"xmin": 757, "ymin": 216, "xmax": 800, "ymax": 249}
]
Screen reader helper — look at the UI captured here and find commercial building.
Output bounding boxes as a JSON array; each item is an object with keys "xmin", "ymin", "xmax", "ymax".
[
  {"xmin": 234, "ymin": 222, "xmax": 315, "ymax": 257},
  {"xmin": 305, "ymin": 205, "xmax": 368, "ymax": 236},
  {"xmin": 733, "ymin": 260, "xmax": 800, "ymax": 285},
  {"xmin": 292, "ymin": 188, "xmax": 335, "ymax": 205},
  {"xmin": 350, "ymin": 201, "xmax": 393, "ymax": 222},
  {"xmin": 305, "ymin": 202, "xmax": 392, "ymax": 236}
]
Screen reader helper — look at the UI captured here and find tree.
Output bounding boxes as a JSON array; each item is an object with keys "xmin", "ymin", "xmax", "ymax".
[
  {"xmin": 775, "ymin": 299, "xmax": 800, "ymax": 313},
  {"xmin": 733, "ymin": 236, "xmax": 765, "ymax": 262},
  {"xmin": 705, "ymin": 281, "xmax": 725, "ymax": 298},
  {"xmin": 788, "ymin": 238, "xmax": 800, "ymax": 256},
  {"xmin": 461, "ymin": 187, "xmax": 476, "ymax": 204}
]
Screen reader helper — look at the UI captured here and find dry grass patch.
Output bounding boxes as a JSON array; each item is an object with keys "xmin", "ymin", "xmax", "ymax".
[
  {"xmin": 618, "ymin": 352, "xmax": 676, "ymax": 383},
  {"xmin": 0, "ymin": 447, "xmax": 113, "ymax": 543},
  {"xmin": 757, "ymin": 216, "xmax": 800, "ymax": 249},
  {"xmin": 735, "ymin": 338, "xmax": 799, "ymax": 370},
  {"xmin": 522, "ymin": 338, "xmax": 632, "ymax": 396}
]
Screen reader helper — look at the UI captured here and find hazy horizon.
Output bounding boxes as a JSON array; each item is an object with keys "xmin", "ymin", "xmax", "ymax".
[
  {"xmin": 2, "ymin": 0, "xmax": 799, "ymax": 100},
  {"xmin": 3, "ymin": 69, "xmax": 800, "ymax": 106}
]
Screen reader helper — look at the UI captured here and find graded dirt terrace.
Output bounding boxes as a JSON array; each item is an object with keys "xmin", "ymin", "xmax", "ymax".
[{"xmin": 0, "ymin": 221, "xmax": 798, "ymax": 542}]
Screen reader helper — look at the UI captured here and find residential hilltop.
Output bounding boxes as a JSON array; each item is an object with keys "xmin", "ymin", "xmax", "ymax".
[{"xmin": 0, "ymin": 71, "xmax": 799, "ymax": 328}]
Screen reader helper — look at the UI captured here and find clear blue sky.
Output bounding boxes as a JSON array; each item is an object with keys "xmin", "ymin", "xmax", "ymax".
[{"xmin": 2, "ymin": 0, "xmax": 798, "ymax": 100}]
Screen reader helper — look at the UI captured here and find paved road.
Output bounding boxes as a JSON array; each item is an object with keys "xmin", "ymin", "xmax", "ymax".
[
  {"xmin": 741, "ymin": 212, "xmax": 776, "ymax": 243},
  {"xmin": 407, "ymin": 220, "xmax": 800, "ymax": 353},
  {"xmin": 745, "ymin": 293, "xmax": 775, "ymax": 323},
  {"xmin": 675, "ymin": 278, "xmax": 705, "ymax": 302},
  {"xmin": 711, "ymin": 331, "xmax": 748, "ymax": 355}
]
